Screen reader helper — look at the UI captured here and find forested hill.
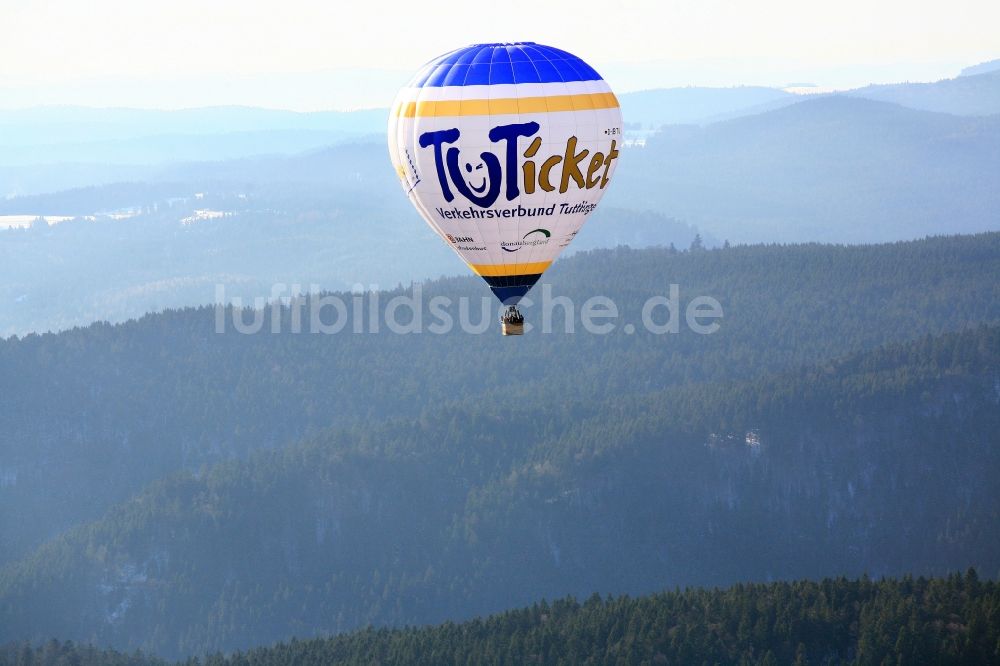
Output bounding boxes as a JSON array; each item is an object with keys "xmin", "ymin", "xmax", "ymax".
[
  {"xmin": 2, "ymin": 572, "xmax": 997, "ymax": 665},
  {"xmin": 144, "ymin": 571, "xmax": 1000, "ymax": 665},
  {"xmin": 0, "ymin": 324, "xmax": 997, "ymax": 658},
  {"xmin": 1, "ymin": 234, "xmax": 998, "ymax": 571}
]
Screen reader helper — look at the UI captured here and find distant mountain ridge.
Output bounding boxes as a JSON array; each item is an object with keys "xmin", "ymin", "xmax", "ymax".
[
  {"xmin": 846, "ymin": 68, "xmax": 1000, "ymax": 116},
  {"xmin": 961, "ymin": 58, "xmax": 1000, "ymax": 77},
  {"xmin": 0, "ymin": 107, "xmax": 387, "ymax": 167},
  {"xmin": 0, "ymin": 130, "xmax": 372, "ymax": 166},
  {"xmin": 3, "ymin": 61, "xmax": 999, "ymax": 170},
  {"xmin": 7, "ymin": 63, "xmax": 1000, "ymax": 170},
  {"xmin": 611, "ymin": 95, "xmax": 1000, "ymax": 242},
  {"xmin": 0, "ymin": 106, "xmax": 386, "ymax": 144}
]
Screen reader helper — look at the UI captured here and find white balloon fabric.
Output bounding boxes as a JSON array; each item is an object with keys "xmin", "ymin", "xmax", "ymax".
[{"xmin": 388, "ymin": 42, "xmax": 623, "ymax": 306}]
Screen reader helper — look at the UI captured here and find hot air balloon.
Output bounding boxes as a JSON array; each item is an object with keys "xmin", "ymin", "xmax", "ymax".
[{"xmin": 388, "ymin": 42, "xmax": 622, "ymax": 335}]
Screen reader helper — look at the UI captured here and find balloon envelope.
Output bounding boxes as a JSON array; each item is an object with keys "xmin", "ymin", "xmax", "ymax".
[{"xmin": 388, "ymin": 42, "xmax": 622, "ymax": 305}]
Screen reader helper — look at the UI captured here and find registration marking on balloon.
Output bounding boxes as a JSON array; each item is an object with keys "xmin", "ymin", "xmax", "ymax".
[{"xmin": 388, "ymin": 42, "xmax": 622, "ymax": 306}]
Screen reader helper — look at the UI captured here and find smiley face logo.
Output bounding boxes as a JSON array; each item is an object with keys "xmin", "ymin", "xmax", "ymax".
[
  {"xmin": 445, "ymin": 146, "xmax": 502, "ymax": 207},
  {"xmin": 464, "ymin": 161, "xmax": 489, "ymax": 194}
]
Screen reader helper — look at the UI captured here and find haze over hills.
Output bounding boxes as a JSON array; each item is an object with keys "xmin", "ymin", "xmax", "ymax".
[
  {"xmin": 616, "ymin": 86, "xmax": 795, "ymax": 131},
  {"xmin": 0, "ymin": 107, "xmax": 387, "ymax": 166},
  {"xmin": 845, "ymin": 68, "xmax": 1000, "ymax": 116},
  {"xmin": 0, "ymin": 197, "xmax": 702, "ymax": 338},
  {"xmin": 0, "ymin": 106, "xmax": 388, "ymax": 142},
  {"xmin": 615, "ymin": 96, "xmax": 1000, "ymax": 242},
  {"xmin": 3, "ymin": 60, "xmax": 999, "ymax": 175},
  {"xmin": 2, "ymin": 62, "xmax": 999, "ymax": 337},
  {"xmin": 618, "ymin": 68, "xmax": 1000, "ymax": 129}
]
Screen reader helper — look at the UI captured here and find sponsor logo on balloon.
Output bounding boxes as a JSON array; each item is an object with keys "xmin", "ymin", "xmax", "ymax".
[
  {"xmin": 419, "ymin": 122, "xmax": 619, "ymax": 209},
  {"xmin": 445, "ymin": 234, "xmax": 475, "ymax": 243},
  {"xmin": 501, "ymin": 228, "xmax": 551, "ymax": 252}
]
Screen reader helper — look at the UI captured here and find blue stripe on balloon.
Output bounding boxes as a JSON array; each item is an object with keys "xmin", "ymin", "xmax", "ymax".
[{"xmin": 411, "ymin": 43, "xmax": 603, "ymax": 88}]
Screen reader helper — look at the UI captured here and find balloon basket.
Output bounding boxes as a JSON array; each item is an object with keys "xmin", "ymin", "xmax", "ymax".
[
  {"xmin": 501, "ymin": 306, "xmax": 524, "ymax": 335},
  {"xmin": 502, "ymin": 321, "xmax": 524, "ymax": 336}
]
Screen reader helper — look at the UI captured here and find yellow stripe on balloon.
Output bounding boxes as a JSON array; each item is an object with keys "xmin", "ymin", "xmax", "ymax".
[
  {"xmin": 394, "ymin": 92, "xmax": 619, "ymax": 118},
  {"xmin": 468, "ymin": 261, "xmax": 552, "ymax": 277}
]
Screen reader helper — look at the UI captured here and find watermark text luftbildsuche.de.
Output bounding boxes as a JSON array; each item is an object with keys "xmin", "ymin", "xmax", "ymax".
[{"xmin": 215, "ymin": 283, "xmax": 722, "ymax": 336}]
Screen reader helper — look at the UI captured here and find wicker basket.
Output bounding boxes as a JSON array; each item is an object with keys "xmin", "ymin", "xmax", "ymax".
[{"xmin": 501, "ymin": 321, "xmax": 525, "ymax": 336}]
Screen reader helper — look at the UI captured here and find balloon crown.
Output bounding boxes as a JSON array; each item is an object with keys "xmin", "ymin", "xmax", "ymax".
[{"xmin": 411, "ymin": 43, "xmax": 604, "ymax": 87}]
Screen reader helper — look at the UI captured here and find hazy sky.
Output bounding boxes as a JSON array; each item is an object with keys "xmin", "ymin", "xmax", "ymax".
[{"xmin": 1, "ymin": 0, "xmax": 997, "ymax": 109}]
